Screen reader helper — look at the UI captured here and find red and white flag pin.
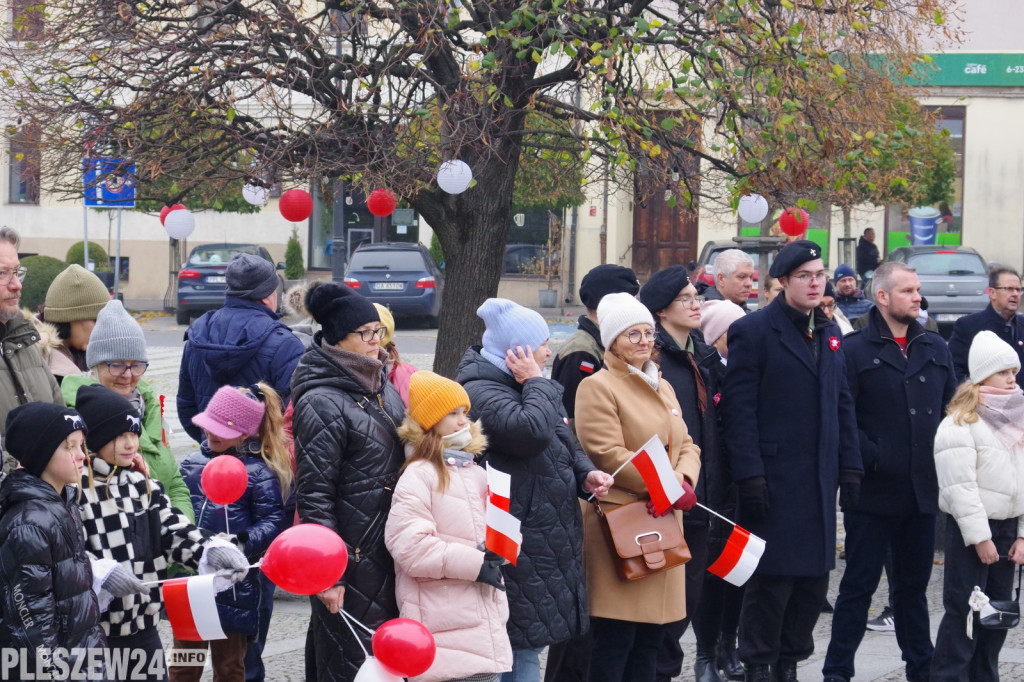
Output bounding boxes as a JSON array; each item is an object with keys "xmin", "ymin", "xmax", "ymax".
[
  {"xmin": 706, "ymin": 525, "xmax": 766, "ymax": 586},
  {"xmin": 163, "ymin": 574, "xmax": 227, "ymax": 641},
  {"xmin": 579, "ymin": 360, "xmax": 595, "ymax": 374},
  {"xmin": 486, "ymin": 464, "xmax": 521, "ymax": 564}
]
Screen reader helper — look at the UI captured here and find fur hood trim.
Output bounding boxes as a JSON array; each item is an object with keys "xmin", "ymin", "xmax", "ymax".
[
  {"xmin": 397, "ymin": 417, "xmax": 487, "ymax": 458},
  {"xmin": 23, "ymin": 308, "xmax": 62, "ymax": 358}
]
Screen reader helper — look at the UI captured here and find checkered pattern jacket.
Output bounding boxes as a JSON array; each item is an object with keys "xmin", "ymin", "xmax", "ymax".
[{"xmin": 79, "ymin": 458, "xmax": 213, "ymax": 638}]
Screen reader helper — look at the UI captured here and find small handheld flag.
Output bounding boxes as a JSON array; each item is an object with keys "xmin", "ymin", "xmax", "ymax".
[
  {"xmin": 486, "ymin": 464, "xmax": 512, "ymax": 513},
  {"xmin": 628, "ymin": 434, "xmax": 685, "ymax": 515},
  {"xmin": 706, "ymin": 525, "xmax": 766, "ymax": 587},
  {"xmin": 163, "ymin": 574, "xmax": 227, "ymax": 641},
  {"xmin": 486, "ymin": 464, "xmax": 521, "ymax": 565}
]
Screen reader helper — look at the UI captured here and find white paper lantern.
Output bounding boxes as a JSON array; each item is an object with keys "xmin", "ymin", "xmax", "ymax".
[
  {"xmin": 436, "ymin": 160, "xmax": 473, "ymax": 194},
  {"xmin": 242, "ymin": 183, "xmax": 270, "ymax": 205},
  {"xmin": 737, "ymin": 194, "xmax": 770, "ymax": 224},
  {"xmin": 165, "ymin": 208, "xmax": 196, "ymax": 240}
]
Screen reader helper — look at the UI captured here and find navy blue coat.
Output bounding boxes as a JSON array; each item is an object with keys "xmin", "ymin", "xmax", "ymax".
[
  {"xmin": 178, "ymin": 298, "xmax": 304, "ymax": 442},
  {"xmin": 947, "ymin": 304, "xmax": 1024, "ymax": 387},
  {"xmin": 180, "ymin": 442, "xmax": 294, "ymax": 637},
  {"xmin": 721, "ymin": 297, "xmax": 861, "ymax": 576},
  {"xmin": 842, "ymin": 307, "xmax": 956, "ymax": 516}
]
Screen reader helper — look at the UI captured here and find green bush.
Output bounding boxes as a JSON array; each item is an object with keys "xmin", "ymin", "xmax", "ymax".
[
  {"xmin": 284, "ymin": 227, "xmax": 305, "ymax": 280},
  {"xmin": 65, "ymin": 241, "xmax": 111, "ymax": 271},
  {"xmin": 21, "ymin": 255, "xmax": 68, "ymax": 312},
  {"xmin": 429, "ymin": 233, "xmax": 444, "ymax": 271}
]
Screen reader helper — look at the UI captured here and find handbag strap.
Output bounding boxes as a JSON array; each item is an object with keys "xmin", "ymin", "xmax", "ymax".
[{"xmin": 1016, "ymin": 563, "xmax": 1023, "ymax": 604}]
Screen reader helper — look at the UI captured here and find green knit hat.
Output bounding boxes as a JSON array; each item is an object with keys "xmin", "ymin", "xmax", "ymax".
[{"xmin": 44, "ymin": 265, "xmax": 110, "ymax": 323}]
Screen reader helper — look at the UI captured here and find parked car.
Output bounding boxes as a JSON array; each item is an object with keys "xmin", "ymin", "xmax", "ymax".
[
  {"xmin": 882, "ymin": 245, "xmax": 990, "ymax": 336},
  {"xmin": 688, "ymin": 237, "xmax": 784, "ymax": 309},
  {"xmin": 343, "ymin": 242, "xmax": 444, "ymax": 327},
  {"xmin": 176, "ymin": 243, "xmax": 284, "ymax": 325}
]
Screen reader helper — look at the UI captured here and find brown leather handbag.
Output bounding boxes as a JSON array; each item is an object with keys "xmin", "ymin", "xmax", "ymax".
[{"xmin": 594, "ymin": 500, "xmax": 691, "ymax": 581}]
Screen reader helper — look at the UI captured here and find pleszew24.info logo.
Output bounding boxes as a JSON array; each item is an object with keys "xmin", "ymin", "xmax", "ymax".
[{"xmin": 0, "ymin": 647, "xmax": 183, "ymax": 679}]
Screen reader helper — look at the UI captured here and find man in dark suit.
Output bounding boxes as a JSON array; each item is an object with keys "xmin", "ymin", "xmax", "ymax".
[
  {"xmin": 855, "ymin": 228, "xmax": 881, "ymax": 290},
  {"xmin": 721, "ymin": 240, "xmax": 862, "ymax": 682},
  {"xmin": 822, "ymin": 262, "xmax": 956, "ymax": 682},
  {"xmin": 947, "ymin": 265, "xmax": 1024, "ymax": 386}
]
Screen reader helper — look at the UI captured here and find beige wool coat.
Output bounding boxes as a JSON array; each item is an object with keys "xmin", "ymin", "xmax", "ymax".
[{"xmin": 575, "ymin": 350, "xmax": 702, "ymax": 624}]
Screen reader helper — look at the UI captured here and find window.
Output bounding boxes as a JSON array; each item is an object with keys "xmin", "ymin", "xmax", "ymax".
[
  {"xmin": 348, "ymin": 249, "xmax": 428, "ymax": 270},
  {"xmin": 504, "ymin": 208, "xmax": 562, "ymax": 275},
  {"xmin": 906, "ymin": 251, "xmax": 986, "ymax": 276},
  {"xmin": 8, "ymin": 125, "xmax": 40, "ymax": 204},
  {"xmin": 10, "ymin": 0, "xmax": 44, "ymax": 41}
]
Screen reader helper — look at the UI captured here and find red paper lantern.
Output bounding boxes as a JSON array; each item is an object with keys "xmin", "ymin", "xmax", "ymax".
[
  {"xmin": 779, "ymin": 207, "xmax": 810, "ymax": 237},
  {"xmin": 367, "ymin": 189, "xmax": 397, "ymax": 218},
  {"xmin": 279, "ymin": 189, "xmax": 313, "ymax": 222},
  {"xmin": 159, "ymin": 203, "xmax": 186, "ymax": 226},
  {"xmin": 200, "ymin": 455, "xmax": 248, "ymax": 505},
  {"xmin": 261, "ymin": 524, "xmax": 349, "ymax": 595},
  {"xmin": 372, "ymin": 618, "xmax": 437, "ymax": 677}
]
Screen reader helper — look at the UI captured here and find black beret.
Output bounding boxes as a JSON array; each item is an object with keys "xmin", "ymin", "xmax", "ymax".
[
  {"xmin": 769, "ymin": 240, "xmax": 824, "ymax": 278},
  {"xmin": 579, "ymin": 265, "xmax": 640, "ymax": 309},
  {"xmin": 305, "ymin": 281, "xmax": 380, "ymax": 346},
  {"xmin": 639, "ymin": 265, "xmax": 691, "ymax": 314},
  {"xmin": 824, "ymin": 280, "xmax": 835, "ymax": 298}
]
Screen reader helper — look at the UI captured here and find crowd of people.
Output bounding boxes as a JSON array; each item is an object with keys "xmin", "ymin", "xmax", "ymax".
[{"xmin": 2, "ymin": 222, "xmax": 1024, "ymax": 682}]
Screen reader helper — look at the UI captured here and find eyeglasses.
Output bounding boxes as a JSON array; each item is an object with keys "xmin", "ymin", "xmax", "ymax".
[
  {"xmin": 623, "ymin": 329, "xmax": 656, "ymax": 344},
  {"xmin": 790, "ymin": 272, "xmax": 827, "ymax": 284},
  {"xmin": 674, "ymin": 295, "xmax": 706, "ymax": 307},
  {"xmin": 993, "ymin": 286, "xmax": 1023, "ymax": 294},
  {"xmin": 0, "ymin": 267, "xmax": 27, "ymax": 286},
  {"xmin": 350, "ymin": 326, "xmax": 387, "ymax": 342},
  {"xmin": 820, "ymin": 302, "xmax": 837, "ymax": 311},
  {"xmin": 101, "ymin": 361, "xmax": 150, "ymax": 377}
]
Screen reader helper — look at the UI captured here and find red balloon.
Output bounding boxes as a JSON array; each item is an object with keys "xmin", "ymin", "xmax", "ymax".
[
  {"xmin": 159, "ymin": 203, "xmax": 186, "ymax": 226},
  {"xmin": 366, "ymin": 189, "xmax": 397, "ymax": 218},
  {"xmin": 372, "ymin": 618, "xmax": 436, "ymax": 678},
  {"xmin": 200, "ymin": 455, "xmax": 248, "ymax": 505},
  {"xmin": 279, "ymin": 188, "xmax": 313, "ymax": 222},
  {"xmin": 261, "ymin": 524, "xmax": 349, "ymax": 595},
  {"xmin": 779, "ymin": 207, "xmax": 810, "ymax": 237}
]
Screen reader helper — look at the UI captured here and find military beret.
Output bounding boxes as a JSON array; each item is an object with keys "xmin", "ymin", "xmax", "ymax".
[
  {"xmin": 579, "ymin": 265, "xmax": 640, "ymax": 309},
  {"xmin": 769, "ymin": 240, "xmax": 824, "ymax": 278},
  {"xmin": 639, "ymin": 265, "xmax": 690, "ymax": 314}
]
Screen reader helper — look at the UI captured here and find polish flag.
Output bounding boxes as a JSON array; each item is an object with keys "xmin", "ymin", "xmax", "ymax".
[
  {"xmin": 163, "ymin": 574, "xmax": 227, "ymax": 641},
  {"xmin": 628, "ymin": 434, "xmax": 685, "ymax": 516},
  {"xmin": 485, "ymin": 504, "xmax": 522, "ymax": 566},
  {"xmin": 487, "ymin": 464, "xmax": 512, "ymax": 512},
  {"xmin": 706, "ymin": 525, "xmax": 766, "ymax": 587}
]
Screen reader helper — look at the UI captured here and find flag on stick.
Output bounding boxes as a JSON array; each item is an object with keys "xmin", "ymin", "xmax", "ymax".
[
  {"xmin": 628, "ymin": 434, "xmax": 685, "ymax": 515},
  {"xmin": 485, "ymin": 463, "xmax": 521, "ymax": 565},
  {"xmin": 706, "ymin": 525, "xmax": 766, "ymax": 587},
  {"xmin": 163, "ymin": 574, "xmax": 227, "ymax": 641},
  {"xmin": 486, "ymin": 464, "xmax": 511, "ymax": 512}
]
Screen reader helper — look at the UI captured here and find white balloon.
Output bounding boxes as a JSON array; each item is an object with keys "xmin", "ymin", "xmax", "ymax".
[
  {"xmin": 242, "ymin": 184, "xmax": 270, "ymax": 205},
  {"xmin": 353, "ymin": 658, "xmax": 403, "ymax": 682},
  {"xmin": 165, "ymin": 208, "xmax": 196, "ymax": 240},
  {"xmin": 436, "ymin": 160, "xmax": 473, "ymax": 194},
  {"xmin": 737, "ymin": 194, "xmax": 769, "ymax": 224}
]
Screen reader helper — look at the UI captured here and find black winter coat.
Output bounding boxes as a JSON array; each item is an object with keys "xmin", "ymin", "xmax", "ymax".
[
  {"xmin": 456, "ymin": 347, "xmax": 595, "ymax": 650},
  {"xmin": 0, "ymin": 472, "xmax": 107, "ymax": 679},
  {"xmin": 291, "ymin": 336, "xmax": 405, "ymax": 682},
  {"xmin": 180, "ymin": 441, "xmax": 293, "ymax": 637},
  {"xmin": 843, "ymin": 308, "xmax": 957, "ymax": 515},
  {"xmin": 947, "ymin": 304, "xmax": 1024, "ymax": 388}
]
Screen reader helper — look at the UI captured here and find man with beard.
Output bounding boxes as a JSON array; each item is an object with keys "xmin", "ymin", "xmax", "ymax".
[
  {"xmin": 833, "ymin": 264, "xmax": 873, "ymax": 322},
  {"xmin": 0, "ymin": 226, "xmax": 64, "ymax": 474},
  {"xmin": 948, "ymin": 265, "xmax": 1024, "ymax": 387},
  {"xmin": 822, "ymin": 262, "xmax": 956, "ymax": 682}
]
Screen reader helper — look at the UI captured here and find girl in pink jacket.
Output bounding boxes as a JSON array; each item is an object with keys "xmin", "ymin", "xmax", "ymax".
[{"xmin": 384, "ymin": 371, "xmax": 512, "ymax": 682}]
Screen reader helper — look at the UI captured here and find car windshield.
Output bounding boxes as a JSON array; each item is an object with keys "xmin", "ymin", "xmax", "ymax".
[
  {"xmin": 189, "ymin": 246, "xmax": 260, "ymax": 265},
  {"xmin": 907, "ymin": 252, "xmax": 986, "ymax": 276},
  {"xmin": 349, "ymin": 250, "xmax": 426, "ymax": 271}
]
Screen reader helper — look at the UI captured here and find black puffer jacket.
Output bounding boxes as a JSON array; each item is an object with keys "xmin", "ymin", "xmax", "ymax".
[
  {"xmin": 0, "ymin": 472, "xmax": 107, "ymax": 679},
  {"xmin": 456, "ymin": 346, "xmax": 595, "ymax": 650},
  {"xmin": 291, "ymin": 336, "xmax": 405, "ymax": 682}
]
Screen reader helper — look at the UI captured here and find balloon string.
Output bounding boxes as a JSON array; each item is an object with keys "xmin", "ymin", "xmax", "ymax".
[
  {"xmin": 339, "ymin": 608, "xmax": 377, "ymax": 637},
  {"xmin": 337, "ymin": 609, "xmax": 369, "ymax": 657}
]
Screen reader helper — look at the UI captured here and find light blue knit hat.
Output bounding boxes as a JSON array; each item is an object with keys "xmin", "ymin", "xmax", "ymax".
[{"xmin": 477, "ymin": 298, "xmax": 550, "ymax": 357}]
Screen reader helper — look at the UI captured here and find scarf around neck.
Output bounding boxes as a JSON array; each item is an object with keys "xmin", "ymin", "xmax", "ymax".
[
  {"xmin": 977, "ymin": 385, "xmax": 1024, "ymax": 450},
  {"xmin": 319, "ymin": 339, "xmax": 386, "ymax": 394}
]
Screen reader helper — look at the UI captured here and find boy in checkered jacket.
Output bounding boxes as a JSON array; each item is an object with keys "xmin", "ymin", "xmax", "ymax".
[{"xmin": 75, "ymin": 384, "xmax": 249, "ymax": 679}]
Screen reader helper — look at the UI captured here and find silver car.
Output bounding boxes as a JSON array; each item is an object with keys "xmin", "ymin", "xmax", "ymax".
[{"xmin": 883, "ymin": 245, "xmax": 989, "ymax": 335}]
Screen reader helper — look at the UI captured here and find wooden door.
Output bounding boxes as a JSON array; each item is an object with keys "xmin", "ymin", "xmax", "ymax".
[{"xmin": 631, "ymin": 191, "xmax": 699, "ymax": 283}]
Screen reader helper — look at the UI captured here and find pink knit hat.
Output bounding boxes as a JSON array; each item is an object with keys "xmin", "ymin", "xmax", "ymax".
[{"xmin": 192, "ymin": 385, "xmax": 265, "ymax": 440}]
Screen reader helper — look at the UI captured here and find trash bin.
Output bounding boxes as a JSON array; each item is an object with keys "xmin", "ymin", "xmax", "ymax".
[
  {"xmin": 908, "ymin": 207, "xmax": 941, "ymax": 246},
  {"xmin": 538, "ymin": 289, "xmax": 558, "ymax": 308}
]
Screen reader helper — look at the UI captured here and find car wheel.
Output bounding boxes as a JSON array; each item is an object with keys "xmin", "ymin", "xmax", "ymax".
[
  {"xmin": 426, "ymin": 314, "xmax": 440, "ymax": 329},
  {"xmin": 176, "ymin": 307, "xmax": 191, "ymax": 326}
]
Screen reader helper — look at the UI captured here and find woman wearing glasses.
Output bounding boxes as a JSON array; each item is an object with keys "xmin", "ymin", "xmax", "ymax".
[
  {"xmin": 61, "ymin": 300, "xmax": 194, "ymax": 521},
  {"xmin": 574, "ymin": 292, "xmax": 702, "ymax": 682},
  {"xmin": 290, "ymin": 282, "xmax": 405, "ymax": 682}
]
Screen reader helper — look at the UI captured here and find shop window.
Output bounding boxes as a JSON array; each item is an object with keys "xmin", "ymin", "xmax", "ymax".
[{"xmin": 505, "ymin": 208, "xmax": 562, "ymax": 276}]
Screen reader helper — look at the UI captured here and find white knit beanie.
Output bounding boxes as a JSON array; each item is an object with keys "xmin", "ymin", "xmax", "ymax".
[
  {"xmin": 597, "ymin": 292, "xmax": 655, "ymax": 349},
  {"xmin": 968, "ymin": 330, "xmax": 1020, "ymax": 384},
  {"xmin": 701, "ymin": 300, "xmax": 746, "ymax": 346}
]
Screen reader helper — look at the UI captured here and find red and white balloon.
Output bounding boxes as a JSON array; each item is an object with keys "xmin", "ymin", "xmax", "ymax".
[
  {"xmin": 242, "ymin": 183, "xmax": 270, "ymax": 206},
  {"xmin": 779, "ymin": 207, "xmax": 810, "ymax": 237},
  {"xmin": 366, "ymin": 189, "xmax": 397, "ymax": 218},
  {"xmin": 279, "ymin": 188, "xmax": 313, "ymax": 222},
  {"xmin": 436, "ymin": 160, "xmax": 473, "ymax": 195},
  {"xmin": 164, "ymin": 207, "xmax": 196, "ymax": 240}
]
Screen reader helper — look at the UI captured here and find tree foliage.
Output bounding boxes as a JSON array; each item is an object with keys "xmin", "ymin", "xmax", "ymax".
[{"xmin": 1, "ymin": 0, "xmax": 957, "ymax": 374}]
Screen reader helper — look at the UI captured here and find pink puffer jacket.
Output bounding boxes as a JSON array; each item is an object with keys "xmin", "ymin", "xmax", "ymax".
[{"xmin": 384, "ymin": 420, "xmax": 512, "ymax": 682}]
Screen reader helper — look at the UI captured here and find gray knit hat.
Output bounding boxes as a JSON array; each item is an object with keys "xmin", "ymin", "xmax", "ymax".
[
  {"xmin": 86, "ymin": 300, "xmax": 148, "ymax": 368},
  {"xmin": 44, "ymin": 265, "xmax": 110, "ymax": 322},
  {"xmin": 225, "ymin": 253, "xmax": 279, "ymax": 301}
]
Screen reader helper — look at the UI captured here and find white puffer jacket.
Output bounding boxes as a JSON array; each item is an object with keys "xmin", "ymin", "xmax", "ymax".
[
  {"xmin": 934, "ymin": 414, "xmax": 1024, "ymax": 546},
  {"xmin": 384, "ymin": 420, "xmax": 512, "ymax": 682}
]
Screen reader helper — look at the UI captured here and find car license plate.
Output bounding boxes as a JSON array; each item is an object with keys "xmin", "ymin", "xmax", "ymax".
[
  {"xmin": 936, "ymin": 313, "xmax": 963, "ymax": 322},
  {"xmin": 373, "ymin": 282, "xmax": 403, "ymax": 291},
  {"xmin": 207, "ymin": 276, "xmax": 226, "ymax": 284}
]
